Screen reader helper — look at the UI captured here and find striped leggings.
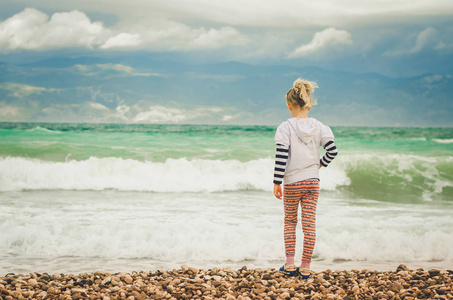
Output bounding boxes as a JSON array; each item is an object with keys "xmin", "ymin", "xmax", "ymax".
[{"xmin": 283, "ymin": 179, "xmax": 320, "ymax": 262}]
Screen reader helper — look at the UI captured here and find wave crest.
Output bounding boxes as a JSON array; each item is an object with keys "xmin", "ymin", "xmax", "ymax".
[
  {"xmin": 433, "ymin": 138, "xmax": 453, "ymax": 144},
  {"xmin": 1, "ymin": 154, "xmax": 450, "ymax": 202},
  {"xmin": 0, "ymin": 157, "xmax": 273, "ymax": 192},
  {"xmin": 0, "ymin": 156, "xmax": 350, "ymax": 192}
]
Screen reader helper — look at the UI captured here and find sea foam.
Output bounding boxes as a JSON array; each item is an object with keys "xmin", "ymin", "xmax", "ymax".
[
  {"xmin": 1, "ymin": 154, "xmax": 450, "ymax": 201},
  {"xmin": 0, "ymin": 156, "xmax": 350, "ymax": 193},
  {"xmin": 433, "ymin": 138, "xmax": 453, "ymax": 144},
  {"xmin": 1, "ymin": 191, "xmax": 451, "ymax": 272}
]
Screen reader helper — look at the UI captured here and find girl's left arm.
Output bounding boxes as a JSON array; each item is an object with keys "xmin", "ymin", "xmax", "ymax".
[{"xmin": 320, "ymin": 140, "xmax": 338, "ymax": 167}]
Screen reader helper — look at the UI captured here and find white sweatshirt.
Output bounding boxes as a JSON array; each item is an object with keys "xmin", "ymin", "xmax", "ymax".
[{"xmin": 273, "ymin": 117, "xmax": 337, "ymax": 185}]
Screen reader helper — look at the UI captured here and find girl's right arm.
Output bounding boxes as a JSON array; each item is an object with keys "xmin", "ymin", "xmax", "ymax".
[
  {"xmin": 273, "ymin": 143, "xmax": 289, "ymax": 185},
  {"xmin": 273, "ymin": 143, "xmax": 289, "ymax": 199},
  {"xmin": 274, "ymin": 184, "xmax": 283, "ymax": 199},
  {"xmin": 274, "ymin": 122, "xmax": 290, "ymax": 199}
]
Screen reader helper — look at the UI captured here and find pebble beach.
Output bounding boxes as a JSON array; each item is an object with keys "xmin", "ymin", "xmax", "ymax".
[{"xmin": 1, "ymin": 265, "xmax": 452, "ymax": 300}]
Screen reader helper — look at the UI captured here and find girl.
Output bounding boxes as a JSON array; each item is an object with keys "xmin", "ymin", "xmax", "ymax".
[{"xmin": 273, "ymin": 78, "xmax": 338, "ymax": 279}]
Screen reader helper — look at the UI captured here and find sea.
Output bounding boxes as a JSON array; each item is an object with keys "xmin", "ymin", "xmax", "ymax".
[{"xmin": 0, "ymin": 122, "xmax": 452, "ymax": 275}]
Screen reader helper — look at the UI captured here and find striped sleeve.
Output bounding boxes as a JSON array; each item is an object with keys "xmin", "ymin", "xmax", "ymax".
[
  {"xmin": 320, "ymin": 140, "xmax": 338, "ymax": 167},
  {"xmin": 273, "ymin": 143, "xmax": 289, "ymax": 185}
]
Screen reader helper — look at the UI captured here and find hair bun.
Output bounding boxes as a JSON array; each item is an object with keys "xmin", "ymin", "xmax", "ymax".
[
  {"xmin": 293, "ymin": 78, "xmax": 317, "ymax": 94},
  {"xmin": 292, "ymin": 78, "xmax": 318, "ymax": 108}
]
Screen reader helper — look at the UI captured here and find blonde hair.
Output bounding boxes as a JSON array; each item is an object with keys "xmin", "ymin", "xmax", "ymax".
[{"xmin": 286, "ymin": 78, "xmax": 318, "ymax": 109}]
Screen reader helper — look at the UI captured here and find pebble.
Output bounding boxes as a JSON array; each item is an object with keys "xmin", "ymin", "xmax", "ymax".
[
  {"xmin": 124, "ymin": 274, "xmax": 133, "ymax": 284},
  {"xmin": 0, "ymin": 264, "xmax": 451, "ymax": 299},
  {"xmin": 27, "ymin": 278, "xmax": 38, "ymax": 286}
]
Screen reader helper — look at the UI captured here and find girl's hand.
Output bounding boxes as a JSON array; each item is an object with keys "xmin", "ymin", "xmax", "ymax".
[{"xmin": 274, "ymin": 184, "xmax": 282, "ymax": 199}]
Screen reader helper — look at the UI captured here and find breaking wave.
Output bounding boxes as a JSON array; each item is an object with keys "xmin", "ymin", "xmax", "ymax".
[{"xmin": 0, "ymin": 154, "xmax": 451, "ymax": 202}]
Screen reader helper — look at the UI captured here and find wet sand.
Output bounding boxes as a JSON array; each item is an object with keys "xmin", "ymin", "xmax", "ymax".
[{"xmin": 1, "ymin": 264, "xmax": 452, "ymax": 299}]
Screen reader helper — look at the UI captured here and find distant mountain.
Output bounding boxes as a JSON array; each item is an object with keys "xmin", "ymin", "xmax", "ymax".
[{"xmin": 0, "ymin": 56, "xmax": 452, "ymax": 126}]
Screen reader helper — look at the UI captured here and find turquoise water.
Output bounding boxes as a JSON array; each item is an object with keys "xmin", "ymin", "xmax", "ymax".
[
  {"xmin": 0, "ymin": 122, "xmax": 452, "ymax": 274},
  {"xmin": 0, "ymin": 123, "xmax": 275, "ymax": 162},
  {"xmin": 1, "ymin": 124, "xmax": 452, "ymax": 160}
]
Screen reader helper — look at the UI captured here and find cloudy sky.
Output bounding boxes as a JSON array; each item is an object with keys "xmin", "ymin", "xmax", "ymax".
[{"xmin": 1, "ymin": 0, "xmax": 452, "ymax": 125}]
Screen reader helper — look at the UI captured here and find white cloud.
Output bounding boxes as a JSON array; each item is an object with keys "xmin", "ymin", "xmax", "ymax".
[
  {"xmin": 73, "ymin": 63, "xmax": 164, "ymax": 77},
  {"xmin": 412, "ymin": 27, "xmax": 445, "ymax": 53},
  {"xmin": 87, "ymin": 102, "xmax": 109, "ymax": 111},
  {"xmin": 423, "ymin": 74, "xmax": 444, "ymax": 83},
  {"xmin": 185, "ymin": 72, "xmax": 245, "ymax": 82},
  {"xmin": 413, "ymin": 27, "xmax": 436, "ymax": 52},
  {"xmin": 0, "ymin": 101, "xmax": 38, "ymax": 121},
  {"xmin": 385, "ymin": 27, "xmax": 449, "ymax": 56},
  {"xmin": 0, "ymin": 8, "xmax": 107, "ymax": 50},
  {"xmin": 132, "ymin": 105, "xmax": 224, "ymax": 123},
  {"xmin": 132, "ymin": 20, "xmax": 249, "ymax": 52},
  {"xmin": 115, "ymin": 104, "xmax": 131, "ymax": 121},
  {"xmin": 0, "ymin": 82, "xmax": 59, "ymax": 97},
  {"xmin": 0, "ymin": 105, "xmax": 21, "ymax": 117},
  {"xmin": 185, "ymin": 27, "xmax": 248, "ymax": 50},
  {"xmin": 287, "ymin": 27, "xmax": 352, "ymax": 58},
  {"xmin": 101, "ymin": 33, "xmax": 142, "ymax": 49},
  {"xmin": 0, "ymin": 8, "xmax": 248, "ymax": 52},
  {"xmin": 32, "ymin": 102, "xmax": 232, "ymax": 123},
  {"xmin": 133, "ymin": 105, "xmax": 188, "ymax": 123},
  {"xmin": 222, "ymin": 115, "xmax": 234, "ymax": 121}
]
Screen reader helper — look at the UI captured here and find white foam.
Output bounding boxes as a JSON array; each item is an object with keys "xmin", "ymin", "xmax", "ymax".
[
  {"xmin": 316, "ymin": 201, "xmax": 453, "ymax": 263},
  {"xmin": 433, "ymin": 138, "xmax": 453, "ymax": 144},
  {"xmin": 1, "ymin": 153, "xmax": 450, "ymax": 200},
  {"xmin": 0, "ymin": 191, "xmax": 452, "ymax": 273},
  {"xmin": 0, "ymin": 156, "xmax": 350, "ymax": 193},
  {"xmin": 320, "ymin": 159, "xmax": 351, "ymax": 190},
  {"xmin": 27, "ymin": 126, "xmax": 61, "ymax": 134}
]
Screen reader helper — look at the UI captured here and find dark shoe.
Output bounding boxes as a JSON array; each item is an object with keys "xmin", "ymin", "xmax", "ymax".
[
  {"xmin": 279, "ymin": 264, "xmax": 298, "ymax": 276},
  {"xmin": 299, "ymin": 268, "xmax": 311, "ymax": 279}
]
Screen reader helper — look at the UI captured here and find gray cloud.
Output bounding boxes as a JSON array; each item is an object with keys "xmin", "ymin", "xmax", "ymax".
[
  {"xmin": 6, "ymin": 0, "xmax": 452, "ymax": 27},
  {"xmin": 1, "ymin": 1, "xmax": 452, "ymax": 65},
  {"xmin": 1, "ymin": 1, "xmax": 452, "ymax": 81}
]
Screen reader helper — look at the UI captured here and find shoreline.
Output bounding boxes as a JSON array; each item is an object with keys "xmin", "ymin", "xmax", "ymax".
[{"xmin": 1, "ymin": 265, "xmax": 452, "ymax": 299}]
